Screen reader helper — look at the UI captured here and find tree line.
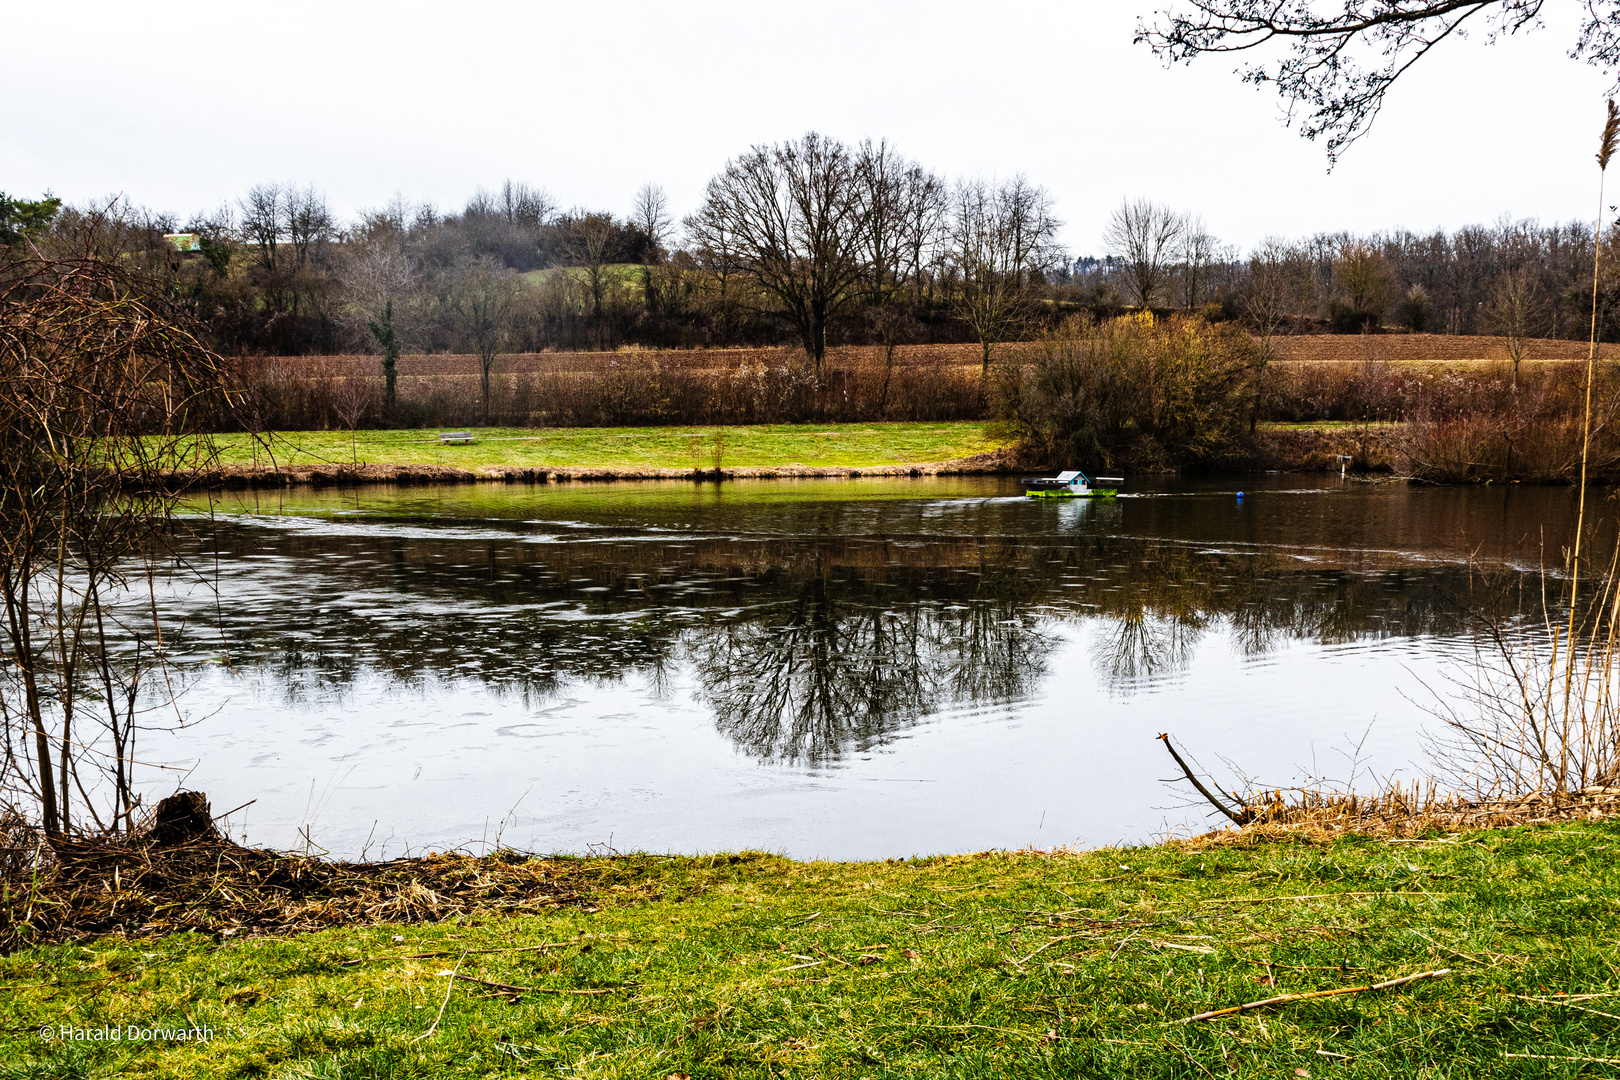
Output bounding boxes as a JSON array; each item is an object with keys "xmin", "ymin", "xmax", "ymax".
[{"xmin": 6, "ymin": 130, "xmax": 1620, "ymax": 389}]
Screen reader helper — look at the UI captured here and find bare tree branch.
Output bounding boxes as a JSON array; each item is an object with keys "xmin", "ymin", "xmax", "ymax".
[{"xmin": 1136, "ymin": 1, "xmax": 1585, "ymax": 166}]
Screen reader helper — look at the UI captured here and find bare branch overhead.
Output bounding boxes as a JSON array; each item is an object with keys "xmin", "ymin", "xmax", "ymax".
[{"xmin": 1135, "ymin": 1, "xmax": 1620, "ymax": 165}]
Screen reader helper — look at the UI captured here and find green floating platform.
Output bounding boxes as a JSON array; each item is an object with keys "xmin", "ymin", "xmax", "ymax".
[{"xmin": 1025, "ymin": 487, "xmax": 1117, "ymax": 499}]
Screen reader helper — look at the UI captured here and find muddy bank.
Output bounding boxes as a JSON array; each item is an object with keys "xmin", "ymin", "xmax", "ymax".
[{"xmin": 183, "ymin": 449, "xmax": 1023, "ymax": 489}]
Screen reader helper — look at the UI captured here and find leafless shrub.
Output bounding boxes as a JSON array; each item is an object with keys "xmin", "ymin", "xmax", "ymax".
[
  {"xmin": 333, "ymin": 375, "xmax": 374, "ymax": 462},
  {"xmin": 1426, "ymin": 550, "xmax": 1620, "ymax": 798},
  {"xmin": 0, "ymin": 253, "xmax": 232, "ymax": 838}
]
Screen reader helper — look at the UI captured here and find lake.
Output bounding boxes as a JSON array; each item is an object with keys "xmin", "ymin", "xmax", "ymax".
[{"xmin": 144, "ymin": 474, "xmax": 1586, "ymax": 860}]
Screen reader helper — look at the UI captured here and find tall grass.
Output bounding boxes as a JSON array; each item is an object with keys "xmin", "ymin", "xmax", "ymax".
[
  {"xmin": 1431, "ymin": 101, "xmax": 1620, "ymax": 799},
  {"xmin": 1172, "ymin": 107, "xmax": 1620, "ymax": 828},
  {"xmin": 1436, "ymin": 555, "xmax": 1620, "ymax": 796}
]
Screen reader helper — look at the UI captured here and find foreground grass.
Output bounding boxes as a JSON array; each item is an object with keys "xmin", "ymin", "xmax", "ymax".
[
  {"xmin": 204, "ymin": 422, "xmax": 1010, "ymax": 472},
  {"xmin": 3, "ymin": 823, "xmax": 1619, "ymax": 1078}
]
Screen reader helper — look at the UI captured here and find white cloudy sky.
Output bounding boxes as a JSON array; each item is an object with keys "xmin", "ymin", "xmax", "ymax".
[{"xmin": 5, "ymin": 1, "xmax": 1615, "ymax": 255}]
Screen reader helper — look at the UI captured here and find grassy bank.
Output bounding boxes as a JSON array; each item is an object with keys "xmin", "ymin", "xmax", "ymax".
[
  {"xmin": 205, "ymin": 422, "xmax": 1012, "ymax": 474},
  {"xmin": 5, "ymin": 822, "xmax": 1619, "ymax": 1077}
]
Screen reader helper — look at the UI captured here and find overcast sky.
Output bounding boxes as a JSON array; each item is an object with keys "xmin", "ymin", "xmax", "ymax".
[{"xmin": 5, "ymin": 1, "xmax": 1616, "ymax": 256}]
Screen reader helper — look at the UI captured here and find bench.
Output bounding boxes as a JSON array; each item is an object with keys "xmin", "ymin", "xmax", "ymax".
[{"xmin": 438, "ymin": 432, "xmax": 474, "ymax": 445}]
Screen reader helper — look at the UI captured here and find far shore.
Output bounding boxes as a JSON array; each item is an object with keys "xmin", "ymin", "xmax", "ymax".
[
  {"xmin": 172, "ymin": 421, "xmax": 1416, "ymax": 490},
  {"xmin": 189, "ymin": 453, "xmax": 1019, "ymax": 489}
]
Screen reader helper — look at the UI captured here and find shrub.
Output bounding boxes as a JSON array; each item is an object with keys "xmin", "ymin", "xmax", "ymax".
[
  {"xmin": 1399, "ymin": 374, "xmax": 1620, "ymax": 483},
  {"xmin": 998, "ymin": 313, "xmax": 1257, "ymax": 470},
  {"xmin": 1397, "ymin": 284, "xmax": 1433, "ymax": 333}
]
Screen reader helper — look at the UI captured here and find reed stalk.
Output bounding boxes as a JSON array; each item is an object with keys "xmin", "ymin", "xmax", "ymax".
[
  {"xmin": 1305, "ymin": 107, "xmax": 1620, "ymax": 812},
  {"xmin": 1548, "ymin": 100, "xmax": 1620, "ymax": 790}
]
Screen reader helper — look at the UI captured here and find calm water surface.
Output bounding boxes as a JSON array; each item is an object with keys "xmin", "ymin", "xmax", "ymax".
[{"xmin": 147, "ymin": 474, "xmax": 1591, "ymax": 858}]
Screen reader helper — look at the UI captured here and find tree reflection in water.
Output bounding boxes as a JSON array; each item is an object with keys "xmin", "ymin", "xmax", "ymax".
[
  {"xmin": 156, "ymin": 519, "xmax": 1519, "ymax": 765},
  {"xmin": 690, "ymin": 556, "xmax": 1055, "ymax": 764}
]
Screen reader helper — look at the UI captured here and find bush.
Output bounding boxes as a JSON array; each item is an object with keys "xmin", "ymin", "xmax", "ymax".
[
  {"xmin": 997, "ymin": 313, "xmax": 1257, "ymax": 470},
  {"xmin": 1399, "ymin": 374, "xmax": 1620, "ymax": 483},
  {"xmin": 1397, "ymin": 285, "xmax": 1433, "ymax": 333}
]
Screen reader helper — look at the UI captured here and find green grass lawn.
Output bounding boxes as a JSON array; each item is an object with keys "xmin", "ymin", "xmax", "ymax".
[
  {"xmin": 5, "ymin": 823, "xmax": 1619, "ymax": 1078},
  {"xmin": 206, "ymin": 422, "xmax": 1011, "ymax": 472}
]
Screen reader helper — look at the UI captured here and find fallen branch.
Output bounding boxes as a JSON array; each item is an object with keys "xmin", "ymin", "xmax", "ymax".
[
  {"xmin": 1157, "ymin": 733, "xmax": 1251, "ymax": 825},
  {"xmin": 1011, "ymin": 933, "xmax": 1085, "ymax": 967},
  {"xmin": 1175, "ymin": 968, "xmax": 1450, "ymax": 1023},
  {"xmin": 412, "ymin": 950, "xmax": 467, "ymax": 1042},
  {"xmin": 1503, "ymin": 1052, "xmax": 1620, "ymax": 1065},
  {"xmin": 1185, "ymin": 891, "xmax": 1445, "ymax": 906},
  {"xmin": 1109, "ymin": 929, "xmax": 1142, "ymax": 962},
  {"xmin": 341, "ymin": 941, "xmax": 572, "ymax": 965},
  {"xmin": 1512, "ymin": 995, "xmax": 1620, "ymax": 1022},
  {"xmin": 433, "ymin": 971, "xmax": 615, "ymax": 996}
]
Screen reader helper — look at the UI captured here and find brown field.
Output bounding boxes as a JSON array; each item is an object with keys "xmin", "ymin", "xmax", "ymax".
[
  {"xmin": 1270, "ymin": 333, "xmax": 1614, "ymax": 365},
  {"xmin": 227, "ymin": 335, "xmax": 1620, "ymax": 433},
  {"xmin": 258, "ymin": 343, "xmax": 1018, "ymax": 379},
  {"xmin": 257, "ymin": 335, "xmax": 1616, "ymax": 380}
]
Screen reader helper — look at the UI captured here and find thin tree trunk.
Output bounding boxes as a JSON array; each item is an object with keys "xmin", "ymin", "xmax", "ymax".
[{"xmin": 5, "ymin": 573, "xmax": 57, "ymax": 835}]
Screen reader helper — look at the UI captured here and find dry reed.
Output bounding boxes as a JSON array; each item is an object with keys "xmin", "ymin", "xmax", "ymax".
[
  {"xmin": 1179, "ymin": 782, "xmax": 1620, "ymax": 844},
  {"xmin": 0, "ymin": 811, "xmax": 617, "ymax": 952}
]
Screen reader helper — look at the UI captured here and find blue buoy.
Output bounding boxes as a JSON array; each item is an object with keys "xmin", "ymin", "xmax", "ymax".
[{"xmin": 1236, "ymin": 491, "xmax": 1245, "ymax": 499}]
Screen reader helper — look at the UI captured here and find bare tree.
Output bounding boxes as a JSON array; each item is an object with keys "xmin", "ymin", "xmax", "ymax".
[
  {"xmin": 1104, "ymin": 199, "xmax": 1184, "ymax": 308},
  {"xmin": 284, "ymin": 186, "xmax": 333, "ymax": 270},
  {"xmin": 631, "ymin": 183, "xmax": 671, "ymax": 259},
  {"xmin": 946, "ymin": 176, "xmax": 1061, "ymax": 375},
  {"xmin": 688, "ymin": 132, "xmax": 868, "ymax": 376},
  {"xmin": 235, "ymin": 182, "xmax": 333, "ymax": 317},
  {"xmin": 1178, "ymin": 217, "xmax": 1221, "ymax": 309},
  {"xmin": 997, "ymin": 175, "xmax": 1062, "ymax": 283},
  {"xmin": 1486, "ymin": 265, "xmax": 1549, "ymax": 386},
  {"xmin": 866, "ymin": 304, "xmax": 921, "ymax": 417},
  {"xmin": 498, "ymin": 179, "xmax": 556, "ymax": 229},
  {"xmin": 559, "ymin": 211, "xmax": 619, "ymax": 323},
  {"xmin": 1136, "ymin": 1, "xmax": 1617, "ymax": 165},
  {"xmin": 446, "ymin": 257, "xmax": 520, "ymax": 425},
  {"xmin": 343, "ymin": 239, "xmax": 416, "ymax": 409},
  {"xmin": 457, "ymin": 181, "xmax": 554, "ymax": 270},
  {"xmin": 356, "ymin": 191, "xmax": 415, "ymax": 242},
  {"xmin": 334, "ymin": 375, "xmax": 373, "ymax": 462},
  {"xmin": 1243, "ymin": 239, "xmax": 1295, "ymax": 432},
  {"xmin": 855, "ymin": 140, "xmax": 947, "ymax": 308},
  {"xmin": 632, "ymin": 183, "xmax": 672, "ymax": 313},
  {"xmin": 238, "ymin": 183, "xmax": 284, "ymax": 275},
  {"xmin": 1333, "ymin": 241, "xmax": 1392, "ymax": 329},
  {"xmin": 683, "ymin": 201, "xmax": 745, "ymax": 344}
]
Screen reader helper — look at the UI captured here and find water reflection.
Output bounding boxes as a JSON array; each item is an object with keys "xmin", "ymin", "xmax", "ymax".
[
  {"xmin": 690, "ymin": 560, "xmax": 1055, "ymax": 763},
  {"xmin": 167, "ymin": 511, "xmax": 1507, "ymax": 765}
]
